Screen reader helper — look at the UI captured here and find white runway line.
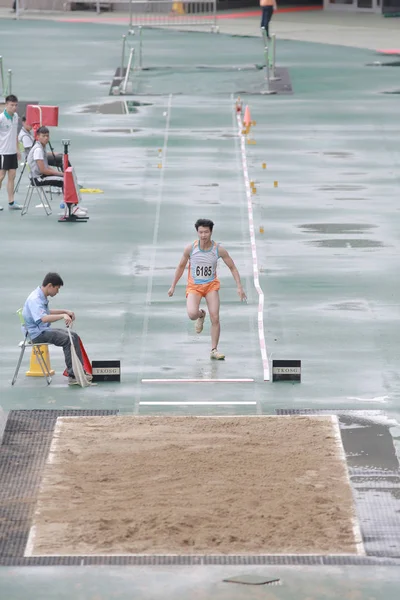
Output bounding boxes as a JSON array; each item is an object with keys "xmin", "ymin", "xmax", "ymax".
[
  {"xmin": 141, "ymin": 378, "xmax": 254, "ymax": 383},
  {"xmin": 236, "ymin": 111, "xmax": 269, "ymax": 381},
  {"xmin": 24, "ymin": 525, "xmax": 37, "ymax": 558},
  {"xmin": 140, "ymin": 401, "xmax": 257, "ymax": 406},
  {"xmin": 134, "ymin": 94, "xmax": 173, "ymax": 412}
]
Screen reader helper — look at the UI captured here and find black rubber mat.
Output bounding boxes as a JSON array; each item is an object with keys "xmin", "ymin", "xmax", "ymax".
[
  {"xmin": 236, "ymin": 67, "xmax": 293, "ymax": 96},
  {"xmin": 109, "ymin": 67, "xmax": 126, "ymax": 95},
  {"xmin": 0, "ymin": 555, "xmax": 399, "ymax": 567},
  {"xmin": 269, "ymin": 67, "xmax": 293, "ymax": 94},
  {"xmin": 111, "ymin": 65, "xmax": 292, "ymax": 96},
  {"xmin": 0, "ymin": 410, "xmax": 118, "ymax": 561},
  {"xmin": 276, "ymin": 409, "xmax": 400, "ymax": 559}
]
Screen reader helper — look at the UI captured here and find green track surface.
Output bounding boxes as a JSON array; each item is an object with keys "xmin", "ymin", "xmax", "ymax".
[{"xmin": 1, "ymin": 17, "xmax": 400, "ymax": 598}]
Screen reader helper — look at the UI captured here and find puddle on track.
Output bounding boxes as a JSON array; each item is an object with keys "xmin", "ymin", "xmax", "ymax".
[
  {"xmin": 300, "ymin": 223, "xmax": 376, "ymax": 234},
  {"xmin": 319, "ymin": 185, "xmax": 366, "ymax": 191},
  {"xmin": 307, "ymin": 239, "xmax": 384, "ymax": 248},
  {"xmin": 81, "ymin": 100, "xmax": 152, "ymax": 115},
  {"xmin": 328, "ymin": 301, "xmax": 369, "ymax": 312}
]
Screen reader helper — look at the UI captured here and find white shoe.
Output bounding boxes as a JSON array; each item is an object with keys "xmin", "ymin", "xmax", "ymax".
[
  {"xmin": 195, "ymin": 309, "xmax": 206, "ymax": 334},
  {"xmin": 210, "ymin": 348, "xmax": 225, "ymax": 360},
  {"xmin": 71, "ymin": 206, "xmax": 88, "ymax": 218}
]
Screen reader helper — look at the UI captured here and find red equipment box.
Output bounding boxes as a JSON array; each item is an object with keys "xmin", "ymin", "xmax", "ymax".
[{"xmin": 26, "ymin": 105, "xmax": 59, "ymax": 127}]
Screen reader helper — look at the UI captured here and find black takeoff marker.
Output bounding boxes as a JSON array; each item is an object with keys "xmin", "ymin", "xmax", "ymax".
[
  {"xmin": 91, "ymin": 360, "xmax": 121, "ymax": 383},
  {"xmin": 272, "ymin": 359, "xmax": 301, "ymax": 382}
]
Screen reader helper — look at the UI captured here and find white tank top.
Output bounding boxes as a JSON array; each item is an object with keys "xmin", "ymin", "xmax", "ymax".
[{"xmin": 188, "ymin": 240, "xmax": 220, "ymax": 285}]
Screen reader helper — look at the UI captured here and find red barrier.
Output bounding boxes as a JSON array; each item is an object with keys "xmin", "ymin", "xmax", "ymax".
[
  {"xmin": 26, "ymin": 105, "xmax": 59, "ymax": 128},
  {"xmin": 63, "ymin": 167, "xmax": 81, "ymax": 205}
]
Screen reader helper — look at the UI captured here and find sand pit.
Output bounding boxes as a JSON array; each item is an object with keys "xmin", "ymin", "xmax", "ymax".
[{"xmin": 26, "ymin": 416, "xmax": 362, "ymax": 556}]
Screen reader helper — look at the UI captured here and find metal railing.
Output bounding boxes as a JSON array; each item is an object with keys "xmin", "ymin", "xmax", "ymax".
[
  {"xmin": 111, "ymin": 29, "xmax": 143, "ymax": 95},
  {"xmin": 0, "ymin": 56, "xmax": 4, "ymax": 97},
  {"xmin": 261, "ymin": 28, "xmax": 279, "ymax": 95},
  {"xmin": 120, "ymin": 47, "xmax": 135, "ymax": 94},
  {"xmin": 129, "ymin": 0, "xmax": 218, "ymax": 31},
  {"xmin": 126, "ymin": 27, "xmax": 143, "ymax": 70},
  {"xmin": 12, "ymin": 0, "xmax": 219, "ymax": 32},
  {"xmin": 0, "ymin": 57, "xmax": 13, "ymax": 98},
  {"xmin": 7, "ymin": 69, "xmax": 12, "ymax": 96}
]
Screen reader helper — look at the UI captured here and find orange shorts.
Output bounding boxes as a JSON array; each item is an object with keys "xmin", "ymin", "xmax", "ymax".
[{"xmin": 186, "ymin": 280, "xmax": 220, "ymax": 298}]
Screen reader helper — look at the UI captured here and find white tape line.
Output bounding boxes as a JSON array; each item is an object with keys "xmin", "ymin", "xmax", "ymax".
[
  {"xmin": 141, "ymin": 378, "xmax": 254, "ymax": 383},
  {"xmin": 237, "ymin": 112, "xmax": 269, "ymax": 381},
  {"xmin": 24, "ymin": 525, "xmax": 37, "ymax": 558},
  {"xmin": 134, "ymin": 94, "xmax": 173, "ymax": 412}
]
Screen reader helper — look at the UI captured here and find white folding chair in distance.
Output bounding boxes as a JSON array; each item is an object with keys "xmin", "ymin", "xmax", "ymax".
[
  {"xmin": 21, "ymin": 177, "xmax": 52, "ymax": 217},
  {"xmin": 12, "ymin": 309, "xmax": 52, "ymax": 386},
  {"xmin": 14, "ymin": 142, "xmax": 28, "ymax": 194}
]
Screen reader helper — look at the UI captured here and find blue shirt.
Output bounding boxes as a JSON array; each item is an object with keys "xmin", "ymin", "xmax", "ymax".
[{"xmin": 22, "ymin": 287, "xmax": 51, "ymax": 339}]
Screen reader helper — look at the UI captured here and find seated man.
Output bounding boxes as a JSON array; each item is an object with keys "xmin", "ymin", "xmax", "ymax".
[
  {"xmin": 27, "ymin": 126, "xmax": 64, "ymax": 189},
  {"xmin": 18, "ymin": 117, "xmax": 35, "ymax": 160},
  {"xmin": 19, "ymin": 117, "xmax": 69, "ymax": 168},
  {"xmin": 22, "ymin": 272, "xmax": 91, "ymax": 386}
]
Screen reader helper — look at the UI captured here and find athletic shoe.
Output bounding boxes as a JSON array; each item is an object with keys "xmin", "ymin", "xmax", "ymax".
[
  {"xmin": 68, "ymin": 377, "xmax": 79, "ymax": 386},
  {"xmin": 210, "ymin": 349, "xmax": 225, "ymax": 360},
  {"xmin": 195, "ymin": 309, "xmax": 206, "ymax": 334},
  {"xmin": 8, "ymin": 202, "xmax": 22, "ymax": 210},
  {"xmin": 0, "ymin": 206, "xmax": 3, "ymax": 211},
  {"xmin": 72, "ymin": 206, "xmax": 88, "ymax": 218}
]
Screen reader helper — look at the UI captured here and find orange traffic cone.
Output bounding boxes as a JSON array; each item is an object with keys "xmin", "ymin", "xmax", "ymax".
[
  {"xmin": 26, "ymin": 345, "xmax": 55, "ymax": 377},
  {"xmin": 243, "ymin": 105, "xmax": 251, "ymax": 128}
]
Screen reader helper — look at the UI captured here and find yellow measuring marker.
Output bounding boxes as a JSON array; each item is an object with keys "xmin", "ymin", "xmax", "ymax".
[{"xmin": 80, "ymin": 188, "xmax": 104, "ymax": 194}]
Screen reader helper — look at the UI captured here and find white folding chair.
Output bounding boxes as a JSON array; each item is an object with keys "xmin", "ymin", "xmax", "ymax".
[
  {"xmin": 12, "ymin": 309, "xmax": 52, "ymax": 386},
  {"xmin": 14, "ymin": 142, "xmax": 28, "ymax": 194},
  {"xmin": 21, "ymin": 177, "xmax": 52, "ymax": 216}
]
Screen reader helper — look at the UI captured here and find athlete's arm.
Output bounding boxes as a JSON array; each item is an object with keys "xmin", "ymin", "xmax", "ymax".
[
  {"xmin": 219, "ymin": 246, "xmax": 247, "ymax": 302},
  {"xmin": 168, "ymin": 245, "xmax": 191, "ymax": 297}
]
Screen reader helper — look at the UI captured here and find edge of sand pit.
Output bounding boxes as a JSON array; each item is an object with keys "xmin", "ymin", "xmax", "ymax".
[{"xmin": 25, "ymin": 414, "xmax": 364, "ymax": 558}]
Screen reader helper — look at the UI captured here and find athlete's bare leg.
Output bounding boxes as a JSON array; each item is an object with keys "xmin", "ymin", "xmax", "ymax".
[
  {"xmin": 186, "ymin": 293, "xmax": 204, "ymax": 320},
  {"xmin": 205, "ymin": 290, "xmax": 220, "ymax": 350},
  {"xmin": 7, "ymin": 170, "xmax": 16, "ymax": 204}
]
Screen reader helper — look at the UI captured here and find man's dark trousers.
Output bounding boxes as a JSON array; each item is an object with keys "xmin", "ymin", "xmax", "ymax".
[{"xmin": 32, "ymin": 328, "xmax": 83, "ymax": 377}]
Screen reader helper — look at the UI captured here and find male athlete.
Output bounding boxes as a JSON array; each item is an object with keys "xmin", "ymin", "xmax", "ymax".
[{"xmin": 168, "ymin": 219, "xmax": 246, "ymax": 360}]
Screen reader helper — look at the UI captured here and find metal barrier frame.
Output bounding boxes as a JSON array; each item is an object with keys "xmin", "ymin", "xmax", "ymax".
[
  {"xmin": 261, "ymin": 27, "xmax": 278, "ymax": 95},
  {"xmin": 13, "ymin": 0, "xmax": 218, "ymax": 33},
  {"xmin": 120, "ymin": 47, "xmax": 135, "ymax": 94},
  {"xmin": 112, "ymin": 29, "xmax": 143, "ymax": 96},
  {"xmin": 0, "ymin": 56, "xmax": 5, "ymax": 98},
  {"xmin": 128, "ymin": 0, "xmax": 218, "ymax": 31},
  {"xmin": 0, "ymin": 58, "xmax": 12, "ymax": 98}
]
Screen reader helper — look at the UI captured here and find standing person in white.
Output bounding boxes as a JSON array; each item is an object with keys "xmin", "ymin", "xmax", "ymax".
[{"xmin": 0, "ymin": 94, "xmax": 22, "ymax": 211}]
